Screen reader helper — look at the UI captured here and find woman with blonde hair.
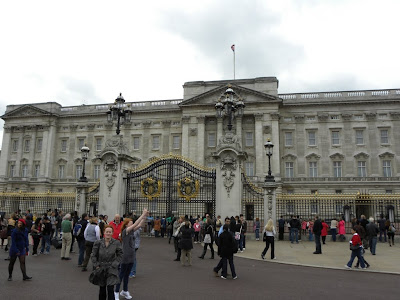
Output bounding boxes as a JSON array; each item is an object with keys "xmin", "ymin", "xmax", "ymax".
[{"xmin": 261, "ymin": 219, "xmax": 276, "ymax": 260}]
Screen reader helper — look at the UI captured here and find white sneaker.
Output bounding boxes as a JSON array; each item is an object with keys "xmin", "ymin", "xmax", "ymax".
[
  {"xmin": 345, "ymin": 265, "xmax": 351, "ymax": 269},
  {"xmin": 114, "ymin": 292, "xmax": 120, "ymax": 300},
  {"xmin": 120, "ymin": 290, "xmax": 132, "ymax": 299},
  {"xmin": 243, "ymin": 248, "xmax": 246, "ymax": 250}
]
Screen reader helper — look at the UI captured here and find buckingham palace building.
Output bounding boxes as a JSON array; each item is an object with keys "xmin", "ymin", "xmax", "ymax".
[{"xmin": 1, "ymin": 77, "xmax": 400, "ymax": 223}]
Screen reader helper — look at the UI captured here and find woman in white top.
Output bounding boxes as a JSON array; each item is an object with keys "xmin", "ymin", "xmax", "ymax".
[{"xmin": 261, "ymin": 219, "xmax": 276, "ymax": 260}]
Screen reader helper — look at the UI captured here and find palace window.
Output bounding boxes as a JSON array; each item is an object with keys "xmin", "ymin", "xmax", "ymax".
[
  {"xmin": 9, "ymin": 164, "xmax": 16, "ymax": 177},
  {"xmin": 78, "ymin": 138, "xmax": 85, "ymax": 151},
  {"xmin": 383, "ymin": 160, "xmax": 392, "ymax": 177},
  {"xmin": 309, "ymin": 162, "xmax": 318, "ymax": 177},
  {"xmin": 208, "ymin": 133, "xmax": 216, "ymax": 147},
  {"xmin": 285, "ymin": 162, "xmax": 294, "ymax": 178},
  {"xmin": 24, "ymin": 139, "xmax": 30, "ymax": 152},
  {"xmin": 76, "ymin": 165, "xmax": 83, "ymax": 179},
  {"xmin": 133, "ymin": 137, "xmax": 140, "ymax": 150},
  {"xmin": 61, "ymin": 140, "xmax": 67, "ymax": 152},
  {"xmin": 355, "ymin": 130, "xmax": 364, "ymax": 145},
  {"xmin": 245, "ymin": 132, "xmax": 254, "ymax": 147},
  {"xmin": 245, "ymin": 162, "xmax": 254, "ymax": 177},
  {"xmin": 380, "ymin": 129, "xmax": 389, "ymax": 144},
  {"xmin": 94, "ymin": 165, "xmax": 101, "ymax": 180},
  {"xmin": 95, "ymin": 138, "xmax": 102, "ymax": 151},
  {"xmin": 34, "ymin": 164, "xmax": 40, "ymax": 177},
  {"xmin": 285, "ymin": 132, "xmax": 293, "ymax": 146},
  {"xmin": 36, "ymin": 138, "xmax": 43, "ymax": 152},
  {"xmin": 152, "ymin": 135, "xmax": 160, "ymax": 150},
  {"xmin": 172, "ymin": 135, "xmax": 180, "ymax": 149},
  {"xmin": 58, "ymin": 165, "xmax": 65, "ymax": 179},
  {"xmin": 21, "ymin": 164, "xmax": 28, "ymax": 177},
  {"xmin": 331, "ymin": 131, "xmax": 340, "ymax": 145},
  {"xmin": 12, "ymin": 139, "xmax": 18, "ymax": 152},
  {"xmin": 357, "ymin": 161, "xmax": 367, "ymax": 177},
  {"xmin": 333, "ymin": 161, "xmax": 342, "ymax": 177},
  {"xmin": 308, "ymin": 131, "xmax": 316, "ymax": 146}
]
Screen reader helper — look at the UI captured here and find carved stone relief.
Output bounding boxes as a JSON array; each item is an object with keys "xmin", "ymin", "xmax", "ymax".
[
  {"xmin": 217, "ymin": 131, "xmax": 242, "ymax": 151},
  {"xmin": 220, "ymin": 154, "xmax": 238, "ymax": 197},
  {"xmin": 189, "ymin": 128, "xmax": 198, "ymax": 136},
  {"xmin": 104, "ymin": 156, "xmax": 118, "ymax": 196},
  {"xmin": 263, "ymin": 125, "xmax": 271, "ymax": 134}
]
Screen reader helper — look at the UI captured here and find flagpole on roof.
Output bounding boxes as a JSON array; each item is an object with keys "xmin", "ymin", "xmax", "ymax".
[{"xmin": 231, "ymin": 44, "xmax": 235, "ymax": 80}]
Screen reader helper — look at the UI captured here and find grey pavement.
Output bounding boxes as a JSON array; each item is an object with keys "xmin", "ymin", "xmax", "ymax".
[
  {"xmin": 239, "ymin": 235, "xmax": 400, "ymax": 274},
  {"xmin": 0, "ymin": 237, "xmax": 399, "ymax": 299}
]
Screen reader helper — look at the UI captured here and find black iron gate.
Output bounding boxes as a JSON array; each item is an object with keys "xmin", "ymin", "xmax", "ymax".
[{"xmin": 125, "ymin": 155, "xmax": 216, "ymax": 218}]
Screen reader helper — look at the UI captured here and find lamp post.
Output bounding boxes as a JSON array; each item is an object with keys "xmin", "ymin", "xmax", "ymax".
[
  {"xmin": 107, "ymin": 93, "xmax": 132, "ymax": 135},
  {"xmin": 79, "ymin": 145, "xmax": 90, "ymax": 182},
  {"xmin": 264, "ymin": 138, "xmax": 275, "ymax": 182},
  {"xmin": 215, "ymin": 87, "xmax": 245, "ymax": 131}
]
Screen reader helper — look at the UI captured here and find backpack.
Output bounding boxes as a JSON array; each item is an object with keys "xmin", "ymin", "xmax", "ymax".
[{"xmin": 73, "ymin": 223, "xmax": 82, "ymax": 237}]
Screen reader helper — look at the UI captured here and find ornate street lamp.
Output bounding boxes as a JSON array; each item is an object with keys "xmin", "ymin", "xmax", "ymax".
[
  {"xmin": 264, "ymin": 138, "xmax": 275, "ymax": 182},
  {"xmin": 79, "ymin": 145, "xmax": 90, "ymax": 182},
  {"xmin": 107, "ymin": 93, "xmax": 132, "ymax": 135},
  {"xmin": 215, "ymin": 87, "xmax": 245, "ymax": 131}
]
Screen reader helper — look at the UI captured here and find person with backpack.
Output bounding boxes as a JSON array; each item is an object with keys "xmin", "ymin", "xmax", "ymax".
[
  {"xmin": 387, "ymin": 220, "xmax": 396, "ymax": 247},
  {"xmin": 75, "ymin": 213, "xmax": 89, "ymax": 267},
  {"xmin": 81, "ymin": 217, "xmax": 101, "ymax": 272}
]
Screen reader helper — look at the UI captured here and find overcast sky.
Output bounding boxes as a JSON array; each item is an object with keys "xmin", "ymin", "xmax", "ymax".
[{"xmin": 1, "ymin": 0, "xmax": 400, "ymax": 149}]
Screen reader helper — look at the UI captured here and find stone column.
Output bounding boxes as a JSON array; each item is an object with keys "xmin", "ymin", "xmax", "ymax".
[
  {"xmin": 27, "ymin": 126, "xmax": 37, "ymax": 178},
  {"xmin": 254, "ymin": 113, "xmax": 264, "ymax": 177},
  {"xmin": 44, "ymin": 121, "xmax": 57, "ymax": 179},
  {"xmin": 217, "ymin": 118, "xmax": 223, "ymax": 143},
  {"xmin": 98, "ymin": 135, "xmax": 136, "ymax": 217},
  {"xmin": 181, "ymin": 116, "xmax": 190, "ymax": 158},
  {"xmin": 76, "ymin": 182, "xmax": 88, "ymax": 216},
  {"xmin": 270, "ymin": 112, "xmax": 281, "ymax": 179},
  {"xmin": 236, "ymin": 115, "xmax": 243, "ymax": 144},
  {"xmin": 0, "ymin": 126, "xmax": 12, "ymax": 181},
  {"xmin": 263, "ymin": 182, "xmax": 277, "ymax": 223},
  {"xmin": 213, "ymin": 131, "xmax": 247, "ymax": 219},
  {"xmin": 197, "ymin": 116, "xmax": 205, "ymax": 166}
]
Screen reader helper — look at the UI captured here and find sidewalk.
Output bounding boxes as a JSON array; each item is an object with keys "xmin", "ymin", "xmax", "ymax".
[{"xmin": 236, "ymin": 237, "xmax": 400, "ymax": 274}]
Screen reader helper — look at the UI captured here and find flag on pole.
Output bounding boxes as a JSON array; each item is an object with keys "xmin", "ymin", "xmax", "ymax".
[{"xmin": 231, "ymin": 44, "xmax": 235, "ymax": 52}]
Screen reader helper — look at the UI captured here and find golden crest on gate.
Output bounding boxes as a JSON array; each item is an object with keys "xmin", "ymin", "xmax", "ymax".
[
  {"xmin": 177, "ymin": 177, "xmax": 200, "ymax": 202},
  {"xmin": 141, "ymin": 176, "xmax": 162, "ymax": 201}
]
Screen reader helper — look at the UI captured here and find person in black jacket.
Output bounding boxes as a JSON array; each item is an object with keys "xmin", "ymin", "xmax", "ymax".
[
  {"xmin": 40, "ymin": 216, "xmax": 52, "ymax": 254},
  {"xmin": 313, "ymin": 215, "xmax": 323, "ymax": 254},
  {"xmin": 179, "ymin": 221, "xmax": 194, "ymax": 266},
  {"xmin": 77, "ymin": 213, "xmax": 89, "ymax": 267},
  {"xmin": 198, "ymin": 219, "xmax": 215, "ymax": 259},
  {"xmin": 213, "ymin": 224, "xmax": 237, "ymax": 280}
]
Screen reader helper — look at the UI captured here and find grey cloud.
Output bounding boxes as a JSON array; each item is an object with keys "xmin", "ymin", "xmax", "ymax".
[
  {"xmin": 58, "ymin": 77, "xmax": 101, "ymax": 105},
  {"xmin": 159, "ymin": 1, "xmax": 305, "ymax": 80}
]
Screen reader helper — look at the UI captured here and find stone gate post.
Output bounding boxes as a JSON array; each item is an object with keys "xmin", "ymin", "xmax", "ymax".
[
  {"xmin": 75, "ymin": 182, "xmax": 88, "ymax": 216},
  {"xmin": 263, "ymin": 182, "xmax": 278, "ymax": 223}
]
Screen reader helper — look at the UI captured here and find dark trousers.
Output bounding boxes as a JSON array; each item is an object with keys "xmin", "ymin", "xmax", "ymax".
[
  {"xmin": 99, "ymin": 285, "xmax": 115, "ymax": 300},
  {"xmin": 32, "ymin": 235, "xmax": 41, "ymax": 255},
  {"xmin": 82, "ymin": 241, "xmax": 94, "ymax": 269},
  {"xmin": 116, "ymin": 262, "xmax": 134, "ymax": 292},
  {"xmin": 221, "ymin": 256, "xmax": 236, "ymax": 278},
  {"xmin": 161, "ymin": 228, "xmax": 166, "ymax": 238},
  {"xmin": 315, "ymin": 234, "xmax": 322, "ymax": 253},
  {"xmin": 322, "ymin": 236, "xmax": 326, "ymax": 244},
  {"xmin": 279, "ymin": 227, "xmax": 284, "ymax": 240},
  {"xmin": 262, "ymin": 236, "xmax": 275, "ymax": 259},
  {"xmin": 77, "ymin": 238, "xmax": 85, "ymax": 265}
]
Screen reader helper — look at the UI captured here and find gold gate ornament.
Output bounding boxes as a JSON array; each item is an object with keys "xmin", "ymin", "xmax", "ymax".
[
  {"xmin": 141, "ymin": 177, "xmax": 162, "ymax": 201},
  {"xmin": 177, "ymin": 177, "xmax": 200, "ymax": 202}
]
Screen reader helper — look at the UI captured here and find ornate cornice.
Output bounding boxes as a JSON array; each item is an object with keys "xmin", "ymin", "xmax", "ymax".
[
  {"xmin": 270, "ymin": 112, "xmax": 280, "ymax": 120},
  {"xmin": 305, "ymin": 153, "xmax": 321, "ymax": 160},
  {"xmin": 182, "ymin": 116, "xmax": 191, "ymax": 124},
  {"xmin": 329, "ymin": 152, "xmax": 344, "ymax": 160},
  {"xmin": 317, "ymin": 113, "xmax": 329, "ymax": 121},
  {"xmin": 341, "ymin": 113, "xmax": 353, "ymax": 121},
  {"xmin": 390, "ymin": 112, "xmax": 400, "ymax": 120},
  {"xmin": 197, "ymin": 115, "xmax": 206, "ymax": 123},
  {"xmin": 294, "ymin": 114, "xmax": 305, "ymax": 122},
  {"xmin": 70, "ymin": 125, "xmax": 78, "ymax": 132},
  {"xmin": 142, "ymin": 121, "xmax": 152, "ymax": 128},
  {"xmin": 365, "ymin": 112, "xmax": 376, "ymax": 120},
  {"xmin": 282, "ymin": 153, "xmax": 297, "ymax": 160},
  {"xmin": 87, "ymin": 124, "xmax": 96, "ymax": 130},
  {"xmin": 354, "ymin": 152, "xmax": 369, "ymax": 160},
  {"xmin": 378, "ymin": 151, "xmax": 394, "ymax": 158},
  {"xmin": 254, "ymin": 113, "xmax": 264, "ymax": 121},
  {"xmin": 162, "ymin": 120, "xmax": 172, "ymax": 128}
]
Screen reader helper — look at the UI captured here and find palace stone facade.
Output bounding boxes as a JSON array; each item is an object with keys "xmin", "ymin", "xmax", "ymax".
[{"xmin": 1, "ymin": 77, "xmax": 400, "ymax": 195}]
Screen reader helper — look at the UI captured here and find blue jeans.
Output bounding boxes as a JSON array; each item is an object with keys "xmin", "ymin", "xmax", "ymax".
[
  {"xmin": 331, "ymin": 228, "xmax": 337, "ymax": 241},
  {"xmin": 379, "ymin": 229, "xmax": 387, "ymax": 242},
  {"xmin": 347, "ymin": 247, "xmax": 365, "ymax": 268},
  {"xmin": 309, "ymin": 230, "xmax": 314, "ymax": 241},
  {"xmin": 116, "ymin": 262, "xmax": 134, "ymax": 292},
  {"xmin": 40, "ymin": 235, "xmax": 51, "ymax": 253},
  {"xmin": 290, "ymin": 228, "xmax": 299, "ymax": 243},
  {"xmin": 369, "ymin": 237, "xmax": 377, "ymax": 255},
  {"xmin": 77, "ymin": 238, "xmax": 85, "ymax": 265},
  {"xmin": 130, "ymin": 248, "xmax": 138, "ymax": 276},
  {"xmin": 255, "ymin": 228, "xmax": 260, "ymax": 240}
]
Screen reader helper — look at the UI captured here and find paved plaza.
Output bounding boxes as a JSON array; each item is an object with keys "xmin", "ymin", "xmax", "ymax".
[{"xmin": 1, "ymin": 237, "xmax": 399, "ymax": 299}]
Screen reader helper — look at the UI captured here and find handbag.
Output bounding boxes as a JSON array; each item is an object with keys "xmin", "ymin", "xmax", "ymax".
[
  {"xmin": 235, "ymin": 226, "xmax": 242, "ymax": 240},
  {"xmin": 0, "ymin": 228, "xmax": 7, "ymax": 239},
  {"xmin": 263, "ymin": 232, "xmax": 267, "ymax": 242},
  {"xmin": 350, "ymin": 243, "xmax": 360, "ymax": 251},
  {"xmin": 203, "ymin": 233, "xmax": 212, "ymax": 244}
]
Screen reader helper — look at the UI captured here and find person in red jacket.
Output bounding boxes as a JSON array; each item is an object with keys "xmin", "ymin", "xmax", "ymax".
[
  {"xmin": 109, "ymin": 214, "xmax": 122, "ymax": 240},
  {"xmin": 321, "ymin": 220, "xmax": 330, "ymax": 245},
  {"xmin": 345, "ymin": 227, "xmax": 366, "ymax": 269}
]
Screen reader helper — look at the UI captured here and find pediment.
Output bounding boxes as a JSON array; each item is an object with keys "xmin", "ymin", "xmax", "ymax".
[
  {"xmin": 354, "ymin": 152, "xmax": 369, "ymax": 159},
  {"xmin": 57, "ymin": 158, "xmax": 68, "ymax": 164},
  {"xmin": 379, "ymin": 151, "xmax": 394, "ymax": 158},
  {"xmin": 282, "ymin": 153, "xmax": 297, "ymax": 160},
  {"xmin": 329, "ymin": 152, "xmax": 344, "ymax": 160},
  {"xmin": 305, "ymin": 153, "xmax": 321, "ymax": 160},
  {"xmin": 179, "ymin": 84, "xmax": 281, "ymax": 107},
  {"xmin": 2, "ymin": 105, "xmax": 55, "ymax": 119}
]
